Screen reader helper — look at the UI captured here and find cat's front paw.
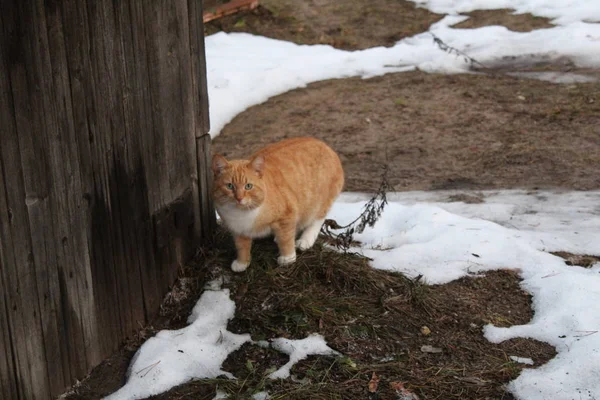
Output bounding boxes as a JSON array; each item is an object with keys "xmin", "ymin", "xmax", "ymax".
[
  {"xmin": 277, "ymin": 253, "xmax": 296, "ymax": 266},
  {"xmin": 295, "ymin": 238, "xmax": 315, "ymax": 251},
  {"xmin": 231, "ymin": 260, "xmax": 250, "ymax": 272}
]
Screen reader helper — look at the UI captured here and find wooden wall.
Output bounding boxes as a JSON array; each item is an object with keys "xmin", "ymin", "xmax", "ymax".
[{"xmin": 0, "ymin": 0, "xmax": 214, "ymax": 398}]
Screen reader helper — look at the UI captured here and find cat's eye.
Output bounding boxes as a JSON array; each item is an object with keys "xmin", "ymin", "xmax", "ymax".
[
  {"xmin": 226, "ymin": 183, "xmax": 234, "ymax": 190},
  {"xmin": 245, "ymin": 183, "xmax": 253, "ymax": 190}
]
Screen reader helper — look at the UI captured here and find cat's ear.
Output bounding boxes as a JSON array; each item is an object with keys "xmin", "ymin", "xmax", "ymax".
[
  {"xmin": 249, "ymin": 155, "xmax": 265, "ymax": 177},
  {"xmin": 212, "ymin": 154, "xmax": 229, "ymax": 176}
]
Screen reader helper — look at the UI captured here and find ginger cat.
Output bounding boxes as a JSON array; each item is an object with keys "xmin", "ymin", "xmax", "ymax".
[{"xmin": 212, "ymin": 137, "xmax": 344, "ymax": 272}]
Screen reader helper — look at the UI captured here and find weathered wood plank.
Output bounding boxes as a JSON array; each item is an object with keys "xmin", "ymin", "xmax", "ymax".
[
  {"xmin": 0, "ymin": 0, "xmax": 213, "ymax": 397},
  {"xmin": 197, "ymin": 133, "xmax": 217, "ymax": 239},
  {"xmin": 94, "ymin": 0, "xmax": 147, "ymax": 337},
  {"xmin": 120, "ymin": 0, "xmax": 164, "ymax": 318},
  {"xmin": 0, "ymin": 148, "xmax": 19, "ymax": 400},
  {"xmin": 0, "ymin": 92, "xmax": 50, "ymax": 398},
  {"xmin": 115, "ymin": 0, "xmax": 162, "ymax": 321},
  {"xmin": 0, "ymin": 283, "xmax": 17, "ymax": 400},
  {"xmin": 83, "ymin": 0, "xmax": 144, "ymax": 340},
  {"xmin": 44, "ymin": 0, "xmax": 103, "ymax": 385},
  {"xmin": 82, "ymin": 0, "xmax": 131, "ymax": 344},
  {"xmin": 141, "ymin": 3, "xmax": 170, "ymax": 213},
  {"xmin": 59, "ymin": 0, "xmax": 121, "ymax": 360},
  {"xmin": 188, "ymin": 0, "xmax": 215, "ymax": 241},
  {"xmin": 144, "ymin": 0, "xmax": 194, "ymax": 206},
  {"xmin": 187, "ymin": 0, "xmax": 204, "ymax": 241},
  {"xmin": 196, "ymin": 0, "xmax": 212, "ymax": 135},
  {"xmin": 1, "ymin": 1, "xmax": 61, "ymax": 397},
  {"xmin": 143, "ymin": 0, "xmax": 193, "ymax": 292},
  {"xmin": 0, "ymin": 11, "xmax": 27, "ymax": 399},
  {"xmin": 188, "ymin": 0, "xmax": 208, "ymax": 241}
]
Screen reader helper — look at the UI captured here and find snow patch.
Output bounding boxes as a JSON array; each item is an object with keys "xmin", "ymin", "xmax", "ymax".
[
  {"xmin": 213, "ymin": 391, "xmax": 229, "ymax": 400},
  {"xmin": 104, "ymin": 281, "xmax": 251, "ymax": 400},
  {"xmin": 330, "ymin": 191, "xmax": 600, "ymax": 400},
  {"xmin": 252, "ymin": 391, "xmax": 271, "ymax": 400},
  {"xmin": 268, "ymin": 334, "xmax": 340, "ymax": 379},
  {"xmin": 510, "ymin": 356, "xmax": 534, "ymax": 365},
  {"xmin": 205, "ymin": 21, "xmax": 600, "ymax": 137},
  {"xmin": 408, "ymin": 0, "xmax": 600, "ymax": 25}
]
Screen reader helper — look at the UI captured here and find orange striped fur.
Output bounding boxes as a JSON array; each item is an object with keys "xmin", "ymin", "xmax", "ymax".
[{"xmin": 212, "ymin": 137, "xmax": 344, "ymax": 272}]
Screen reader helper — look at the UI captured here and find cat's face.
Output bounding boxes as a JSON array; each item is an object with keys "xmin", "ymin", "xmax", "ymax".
[{"xmin": 212, "ymin": 154, "xmax": 265, "ymax": 209}]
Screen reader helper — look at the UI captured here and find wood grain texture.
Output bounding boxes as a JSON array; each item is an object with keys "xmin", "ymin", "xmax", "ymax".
[
  {"xmin": 0, "ymin": 0, "xmax": 213, "ymax": 398},
  {"xmin": 189, "ymin": 0, "xmax": 216, "ymax": 241}
]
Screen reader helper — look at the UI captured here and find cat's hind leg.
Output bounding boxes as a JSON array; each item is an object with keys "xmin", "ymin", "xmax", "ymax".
[{"xmin": 296, "ymin": 218, "xmax": 325, "ymax": 251}]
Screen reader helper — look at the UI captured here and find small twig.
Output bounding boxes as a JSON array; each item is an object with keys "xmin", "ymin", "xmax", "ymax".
[
  {"xmin": 136, "ymin": 360, "xmax": 161, "ymax": 378},
  {"xmin": 321, "ymin": 165, "xmax": 392, "ymax": 252},
  {"xmin": 430, "ymin": 33, "xmax": 488, "ymax": 70},
  {"xmin": 573, "ymin": 330, "xmax": 598, "ymax": 338},
  {"xmin": 203, "ymin": 0, "xmax": 259, "ymax": 23},
  {"xmin": 541, "ymin": 272, "xmax": 561, "ymax": 279}
]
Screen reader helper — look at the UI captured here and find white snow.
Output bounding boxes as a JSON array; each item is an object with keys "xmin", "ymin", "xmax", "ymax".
[
  {"xmin": 104, "ymin": 286, "xmax": 339, "ymax": 399},
  {"xmin": 329, "ymin": 191, "xmax": 600, "ymax": 400},
  {"xmin": 507, "ymin": 71, "xmax": 598, "ymax": 84},
  {"xmin": 212, "ymin": 391, "xmax": 229, "ymax": 400},
  {"xmin": 205, "ymin": 10, "xmax": 600, "ymax": 137},
  {"xmin": 252, "ymin": 391, "xmax": 270, "ymax": 400},
  {"xmin": 510, "ymin": 356, "xmax": 535, "ymax": 365},
  {"xmin": 104, "ymin": 0, "xmax": 600, "ymax": 398},
  {"xmin": 267, "ymin": 334, "xmax": 340, "ymax": 379},
  {"xmin": 337, "ymin": 190, "xmax": 600, "ymax": 257},
  {"xmin": 408, "ymin": 0, "xmax": 600, "ymax": 25},
  {"xmin": 104, "ymin": 282, "xmax": 251, "ymax": 400}
]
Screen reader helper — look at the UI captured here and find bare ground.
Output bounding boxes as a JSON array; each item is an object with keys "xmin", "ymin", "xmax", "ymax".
[
  {"xmin": 207, "ymin": 0, "xmax": 600, "ymax": 192},
  {"xmin": 205, "ymin": 0, "xmax": 442, "ymax": 50},
  {"xmin": 65, "ymin": 231, "xmax": 556, "ymax": 400},
  {"xmin": 213, "ymin": 71, "xmax": 600, "ymax": 192},
  {"xmin": 63, "ymin": 1, "xmax": 599, "ymax": 399}
]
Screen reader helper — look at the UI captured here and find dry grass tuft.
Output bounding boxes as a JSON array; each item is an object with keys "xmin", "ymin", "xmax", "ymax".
[
  {"xmin": 149, "ymin": 230, "xmax": 555, "ymax": 400},
  {"xmin": 68, "ymin": 227, "xmax": 557, "ymax": 400}
]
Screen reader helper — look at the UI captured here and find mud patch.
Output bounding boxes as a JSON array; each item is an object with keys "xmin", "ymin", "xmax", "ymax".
[
  {"xmin": 454, "ymin": 9, "xmax": 553, "ymax": 32},
  {"xmin": 446, "ymin": 193, "xmax": 485, "ymax": 204},
  {"xmin": 552, "ymin": 251, "xmax": 600, "ymax": 268},
  {"xmin": 62, "ymin": 231, "xmax": 556, "ymax": 400},
  {"xmin": 213, "ymin": 71, "xmax": 600, "ymax": 192},
  {"xmin": 149, "ymin": 239, "xmax": 555, "ymax": 400},
  {"xmin": 473, "ymin": 54, "xmax": 600, "ymax": 83},
  {"xmin": 204, "ymin": 0, "xmax": 443, "ymax": 50}
]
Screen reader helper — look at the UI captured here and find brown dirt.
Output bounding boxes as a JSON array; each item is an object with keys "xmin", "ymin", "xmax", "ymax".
[
  {"xmin": 213, "ymin": 71, "xmax": 600, "ymax": 192},
  {"xmin": 65, "ymin": 232, "xmax": 555, "ymax": 400},
  {"xmin": 454, "ymin": 9, "xmax": 553, "ymax": 32},
  {"xmin": 552, "ymin": 251, "xmax": 600, "ymax": 268},
  {"xmin": 205, "ymin": 0, "xmax": 443, "ymax": 50},
  {"xmin": 206, "ymin": 0, "xmax": 600, "ymax": 193},
  {"xmin": 61, "ymin": 1, "xmax": 596, "ymax": 398}
]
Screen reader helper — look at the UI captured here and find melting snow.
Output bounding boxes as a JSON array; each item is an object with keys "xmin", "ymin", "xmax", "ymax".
[
  {"xmin": 510, "ymin": 356, "xmax": 535, "ymax": 365},
  {"xmin": 104, "ymin": 282, "xmax": 251, "ymax": 400},
  {"xmin": 105, "ymin": 0, "xmax": 600, "ymax": 397},
  {"xmin": 267, "ymin": 334, "xmax": 340, "ymax": 380}
]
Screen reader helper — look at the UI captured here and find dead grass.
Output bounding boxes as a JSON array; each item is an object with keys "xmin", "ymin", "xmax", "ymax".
[
  {"xmin": 214, "ymin": 70, "xmax": 600, "ymax": 192},
  {"xmin": 65, "ymin": 227, "xmax": 557, "ymax": 399},
  {"xmin": 454, "ymin": 9, "xmax": 553, "ymax": 32},
  {"xmin": 204, "ymin": 0, "xmax": 442, "ymax": 50},
  {"xmin": 552, "ymin": 251, "xmax": 600, "ymax": 268},
  {"xmin": 147, "ymin": 229, "xmax": 555, "ymax": 400}
]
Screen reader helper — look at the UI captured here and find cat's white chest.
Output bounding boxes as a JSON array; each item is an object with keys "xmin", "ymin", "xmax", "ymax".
[{"xmin": 216, "ymin": 204, "xmax": 270, "ymax": 238}]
